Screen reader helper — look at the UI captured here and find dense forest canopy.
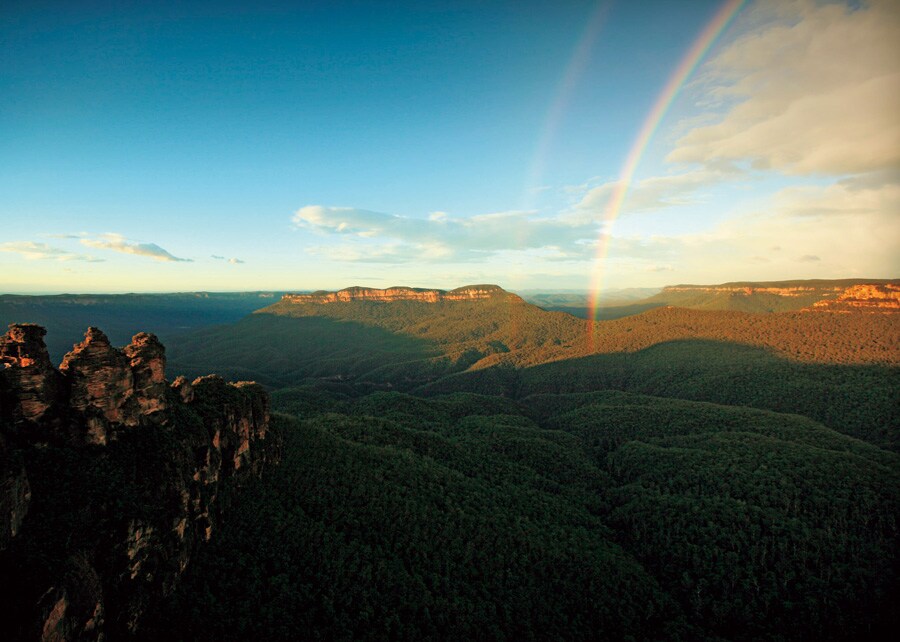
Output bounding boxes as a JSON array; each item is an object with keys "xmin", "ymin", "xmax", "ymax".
[
  {"xmin": 3, "ymin": 280, "xmax": 897, "ymax": 639},
  {"xmin": 141, "ymin": 283, "xmax": 899, "ymax": 639},
  {"xmin": 142, "ymin": 389, "xmax": 899, "ymax": 641}
]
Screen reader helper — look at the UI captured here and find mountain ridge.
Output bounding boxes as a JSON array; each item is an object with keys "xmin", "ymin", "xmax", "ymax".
[
  {"xmin": 637, "ymin": 278, "xmax": 900, "ymax": 314},
  {"xmin": 271, "ymin": 279, "xmax": 900, "ymax": 318},
  {"xmin": 280, "ymin": 284, "xmax": 517, "ymax": 305}
]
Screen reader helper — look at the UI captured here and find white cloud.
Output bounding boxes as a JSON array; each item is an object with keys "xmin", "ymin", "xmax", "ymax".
[
  {"xmin": 0, "ymin": 241, "xmax": 103, "ymax": 262},
  {"xmin": 669, "ymin": 0, "xmax": 900, "ymax": 175},
  {"xmin": 293, "ymin": 205, "xmax": 601, "ymax": 262},
  {"xmin": 602, "ymin": 178, "xmax": 899, "ymax": 280},
  {"xmin": 286, "ymin": 2, "xmax": 898, "ymax": 285},
  {"xmin": 571, "ymin": 166, "xmax": 735, "ymax": 218},
  {"xmin": 80, "ymin": 233, "xmax": 192, "ymax": 262},
  {"xmin": 211, "ymin": 254, "xmax": 245, "ymax": 264},
  {"xmin": 290, "ymin": 174, "xmax": 898, "ymax": 275}
]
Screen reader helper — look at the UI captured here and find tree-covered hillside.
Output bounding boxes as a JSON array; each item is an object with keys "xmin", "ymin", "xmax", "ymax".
[
  {"xmin": 165, "ymin": 295, "xmax": 898, "ymax": 451},
  {"xmin": 637, "ymin": 279, "xmax": 900, "ymax": 313},
  {"xmin": 4, "ymin": 284, "xmax": 896, "ymax": 639},
  {"xmin": 168, "ymin": 292, "xmax": 898, "ymax": 385},
  {"xmin": 140, "ymin": 391, "xmax": 899, "ymax": 641},
  {"xmin": 420, "ymin": 339, "xmax": 900, "ymax": 451}
]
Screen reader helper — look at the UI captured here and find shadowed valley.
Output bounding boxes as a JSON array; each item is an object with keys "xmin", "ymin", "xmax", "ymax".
[{"xmin": 3, "ymin": 279, "xmax": 898, "ymax": 641}]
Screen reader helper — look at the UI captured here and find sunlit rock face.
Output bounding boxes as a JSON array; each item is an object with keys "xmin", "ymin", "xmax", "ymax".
[
  {"xmin": 0, "ymin": 325, "xmax": 173, "ymax": 446},
  {"xmin": 664, "ymin": 285, "xmax": 842, "ymax": 297},
  {"xmin": 0, "ymin": 324, "xmax": 63, "ymax": 429},
  {"xmin": 0, "ymin": 324, "xmax": 280, "ymax": 640},
  {"xmin": 660, "ymin": 281, "xmax": 900, "ymax": 313},
  {"xmin": 60, "ymin": 327, "xmax": 138, "ymax": 443},
  {"xmin": 123, "ymin": 332, "xmax": 168, "ymax": 418},
  {"xmin": 282, "ymin": 283, "xmax": 521, "ymax": 304},
  {"xmin": 809, "ymin": 283, "xmax": 900, "ymax": 312}
]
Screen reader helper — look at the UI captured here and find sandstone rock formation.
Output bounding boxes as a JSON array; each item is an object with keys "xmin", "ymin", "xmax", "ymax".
[
  {"xmin": 657, "ymin": 280, "xmax": 900, "ymax": 313},
  {"xmin": 0, "ymin": 324, "xmax": 280, "ymax": 641},
  {"xmin": 282, "ymin": 284, "xmax": 520, "ymax": 305},
  {"xmin": 808, "ymin": 283, "xmax": 900, "ymax": 313},
  {"xmin": 0, "ymin": 323, "xmax": 63, "ymax": 432},
  {"xmin": 123, "ymin": 332, "xmax": 168, "ymax": 417},
  {"xmin": 663, "ymin": 285, "xmax": 842, "ymax": 297},
  {"xmin": 59, "ymin": 327, "xmax": 140, "ymax": 444}
]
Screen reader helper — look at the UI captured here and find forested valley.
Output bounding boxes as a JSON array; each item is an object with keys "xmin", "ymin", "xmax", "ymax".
[
  {"xmin": 141, "ymin": 389, "xmax": 898, "ymax": 641},
  {"xmin": 137, "ymin": 286, "xmax": 899, "ymax": 640},
  {"xmin": 3, "ymin": 283, "xmax": 897, "ymax": 640}
]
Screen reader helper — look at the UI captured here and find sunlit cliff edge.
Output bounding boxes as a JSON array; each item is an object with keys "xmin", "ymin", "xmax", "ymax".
[
  {"xmin": 281, "ymin": 284, "xmax": 521, "ymax": 305},
  {"xmin": 808, "ymin": 283, "xmax": 900, "ymax": 312},
  {"xmin": 640, "ymin": 279, "xmax": 900, "ymax": 314}
]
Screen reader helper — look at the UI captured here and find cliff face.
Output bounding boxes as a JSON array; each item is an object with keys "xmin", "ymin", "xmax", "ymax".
[
  {"xmin": 0, "ymin": 324, "xmax": 280, "ymax": 641},
  {"xmin": 0, "ymin": 325, "xmax": 172, "ymax": 445},
  {"xmin": 663, "ymin": 285, "xmax": 842, "ymax": 297},
  {"xmin": 0, "ymin": 324, "xmax": 63, "ymax": 431},
  {"xmin": 808, "ymin": 283, "xmax": 900, "ymax": 312},
  {"xmin": 657, "ymin": 280, "xmax": 899, "ymax": 313},
  {"xmin": 282, "ymin": 284, "xmax": 520, "ymax": 305}
]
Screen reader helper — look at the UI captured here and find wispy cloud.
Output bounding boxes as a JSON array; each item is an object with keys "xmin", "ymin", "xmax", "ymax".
[
  {"xmin": 669, "ymin": 0, "xmax": 900, "ymax": 175},
  {"xmin": 293, "ymin": 205, "xmax": 600, "ymax": 262},
  {"xmin": 580, "ymin": 0, "xmax": 900, "ymax": 282},
  {"xmin": 287, "ymin": 1, "xmax": 898, "ymax": 284},
  {"xmin": 80, "ymin": 233, "xmax": 192, "ymax": 262},
  {"xmin": 571, "ymin": 166, "xmax": 736, "ymax": 218},
  {"xmin": 0, "ymin": 241, "xmax": 103, "ymax": 262},
  {"xmin": 291, "ymin": 169, "xmax": 898, "ymax": 274},
  {"xmin": 44, "ymin": 233, "xmax": 88, "ymax": 239},
  {"xmin": 212, "ymin": 254, "xmax": 245, "ymax": 264},
  {"xmin": 601, "ymin": 179, "xmax": 900, "ymax": 279}
]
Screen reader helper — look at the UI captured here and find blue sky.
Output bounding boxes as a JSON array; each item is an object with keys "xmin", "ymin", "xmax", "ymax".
[{"xmin": 2, "ymin": 0, "xmax": 898, "ymax": 293}]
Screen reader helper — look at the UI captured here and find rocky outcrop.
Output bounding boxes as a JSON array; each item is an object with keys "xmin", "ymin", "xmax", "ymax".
[
  {"xmin": 282, "ymin": 284, "xmax": 519, "ymax": 305},
  {"xmin": 59, "ymin": 327, "xmax": 139, "ymax": 445},
  {"xmin": 0, "ymin": 326, "xmax": 174, "ymax": 447},
  {"xmin": 656, "ymin": 280, "xmax": 900, "ymax": 313},
  {"xmin": 190, "ymin": 377, "xmax": 270, "ymax": 475},
  {"xmin": 123, "ymin": 333, "xmax": 167, "ymax": 418},
  {"xmin": 0, "ymin": 324, "xmax": 63, "ymax": 432},
  {"xmin": 808, "ymin": 283, "xmax": 900, "ymax": 313},
  {"xmin": 663, "ymin": 285, "xmax": 842, "ymax": 297},
  {"xmin": 0, "ymin": 324, "xmax": 280, "ymax": 640}
]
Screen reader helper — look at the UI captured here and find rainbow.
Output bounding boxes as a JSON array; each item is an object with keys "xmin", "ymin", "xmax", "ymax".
[
  {"xmin": 587, "ymin": 0, "xmax": 745, "ymax": 331},
  {"xmin": 524, "ymin": 2, "xmax": 611, "ymax": 210}
]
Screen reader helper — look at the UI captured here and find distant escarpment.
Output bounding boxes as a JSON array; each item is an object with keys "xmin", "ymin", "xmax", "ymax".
[
  {"xmin": 646, "ymin": 279, "xmax": 899, "ymax": 313},
  {"xmin": 808, "ymin": 283, "xmax": 900, "ymax": 312},
  {"xmin": 663, "ymin": 284, "xmax": 842, "ymax": 297},
  {"xmin": 282, "ymin": 284, "xmax": 519, "ymax": 305},
  {"xmin": 0, "ymin": 324, "xmax": 279, "ymax": 640}
]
